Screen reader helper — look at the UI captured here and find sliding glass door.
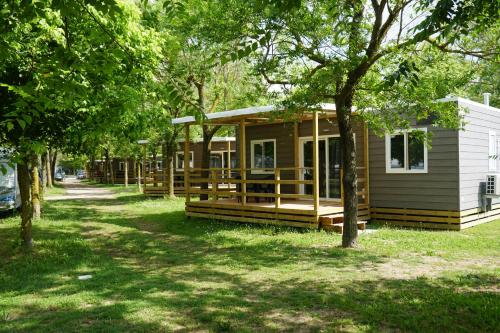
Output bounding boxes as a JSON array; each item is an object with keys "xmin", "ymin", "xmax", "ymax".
[{"xmin": 301, "ymin": 136, "xmax": 342, "ymax": 199}]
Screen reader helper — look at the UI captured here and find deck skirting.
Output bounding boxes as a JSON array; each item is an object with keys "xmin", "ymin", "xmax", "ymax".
[{"xmin": 371, "ymin": 206, "xmax": 500, "ymax": 230}]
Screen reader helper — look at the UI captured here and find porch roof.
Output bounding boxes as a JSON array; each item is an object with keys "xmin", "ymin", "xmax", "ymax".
[{"xmin": 171, "ymin": 103, "xmax": 337, "ymax": 125}]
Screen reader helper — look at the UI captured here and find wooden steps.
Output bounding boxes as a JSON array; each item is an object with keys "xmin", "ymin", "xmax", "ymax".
[{"xmin": 319, "ymin": 214, "xmax": 367, "ymax": 234}]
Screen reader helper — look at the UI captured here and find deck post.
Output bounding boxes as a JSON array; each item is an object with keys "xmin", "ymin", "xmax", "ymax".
[
  {"xmin": 211, "ymin": 169, "xmax": 217, "ymax": 201},
  {"xmin": 312, "ymin": 111, "xmax": 319, "ymax": 215},
  {"xmin": 227, "ymin": 140, "xmax": 231, "ymax": 181},
  {"xmin": 293, "ymin": 122, "xmax": 300, "ymax": 194},
  {"xmin": 275, "ymin": 168, "xmax": 281, "ymax": 209},
  {"xmin": 239, "ymin": 120, "xmax": 246, "ymax": 206},
  {"xmin": 184, "ymin": 125, "xmax": 191, "ymax": 203},
  {"xmin": 142, "ymin": 145, "xmax": 147, "ymax": 192}
]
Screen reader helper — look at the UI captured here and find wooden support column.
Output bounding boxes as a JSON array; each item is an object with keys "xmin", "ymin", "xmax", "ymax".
[
  {"xmin": 211, "ymin": 170, "xmax": 217, "ymax": 201},
  {"xmin": 275, "ymin": 168, "xmax": 281, "ymax": 209},
  {"xmin": 312, "ymin": 111, "xmax": 319, "ymax": 215},
  {"xmin": 294, "ymin": 122, "xmax": 300, "ymax": 194},
  {"xmin": 239, "ymin": 120, "xmax": 246, "ymax": 206},
  {"xmin": 184, "ymin": 125, "xmax": 191, "ymax": 203},
  {"xmin": 227, "ymin": 140, "xmax": 231, "ymax": 180},
  {"xmin": 364, "ymin": 122, "xmax": 370, "ymax": 206}
]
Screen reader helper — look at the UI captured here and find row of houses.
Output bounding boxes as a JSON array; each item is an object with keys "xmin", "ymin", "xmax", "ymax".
[
  {"xmin": 89, "ymin": 137, "xmax": 236, "ymax": 196},
  {"xmin": 90, "ymin": 96, "xmax": 500, "ymax": 231}
]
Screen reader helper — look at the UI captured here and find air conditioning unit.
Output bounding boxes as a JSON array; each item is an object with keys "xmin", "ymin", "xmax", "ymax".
[{"xmin": 486, "ymin": 174, "xmax": 500, "ymax": 195}]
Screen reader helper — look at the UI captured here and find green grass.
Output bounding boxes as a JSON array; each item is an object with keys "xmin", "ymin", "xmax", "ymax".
[{"xmin": 0, "ymin": 185, "xmax": 499, "ymax": 332}]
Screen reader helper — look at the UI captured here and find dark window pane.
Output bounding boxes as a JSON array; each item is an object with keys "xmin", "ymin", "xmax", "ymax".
[
  {"xmin": 328, "ymin": 137, "xmax": 341, "ymax": 198},
  {"xmin": 210, "ymin": 153, "xmax": 222, "ymax": 168},
  {"xmin": 303, "ymin": 141, "xmax": 313, "ymax": 195},
  {"xmin": 177, "ymin": 154, "xmax": 184, "ymax": 169},
  {"xmin": 264, "ymin": 141, "xmax": 274, "ymax": 168},
  {"xmin": 253, "ymin": 143, "xmax": 263, "ymax": 168},
  {"xmin": 408, "ymin": 132, "xmax": 425, "ymax": 170},
  {"xmin": 390, "ymin": 134, "xmax": 405, "ymax": 168}
]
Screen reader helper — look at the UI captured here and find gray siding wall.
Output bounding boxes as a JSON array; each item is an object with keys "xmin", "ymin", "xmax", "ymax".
[
  {"xmin": 369, "ymin": 125, "xmax": 460, "ymax": 211},
  {"xmin": 458, "ymin": 99, "xmax": 500, "ymax": 210}
]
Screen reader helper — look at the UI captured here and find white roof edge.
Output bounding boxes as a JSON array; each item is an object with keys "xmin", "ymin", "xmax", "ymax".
[
  {"xmin": 437, "ymin": 96, "xmax": 499, "ymax": 112},
  {"xmin": 177, "ymin": 136, "xmax": 236, "ymax": 143},
  {"xmin": 171, "ymin": 103, "xmax": 336, "ymax": 124}
]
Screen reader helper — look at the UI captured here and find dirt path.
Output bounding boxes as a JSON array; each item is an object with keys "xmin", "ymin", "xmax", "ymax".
[{"xmin": 46, "ymin": 177, "xmax": 116, "ymax": 201}]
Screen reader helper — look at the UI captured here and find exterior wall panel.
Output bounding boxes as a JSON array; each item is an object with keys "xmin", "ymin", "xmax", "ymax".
[
  {"xmin": 369, "ymin": 125, "xmax": 460, "ymax": 211},
  {"xmin": 458, "ymin": 99, "xmax": 500, "ymax": 210}
]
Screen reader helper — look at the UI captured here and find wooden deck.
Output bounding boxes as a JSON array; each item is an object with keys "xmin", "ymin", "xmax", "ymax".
[{"xmin": 186, "ymin": 198, "xmax": 370, "ymax": 228}]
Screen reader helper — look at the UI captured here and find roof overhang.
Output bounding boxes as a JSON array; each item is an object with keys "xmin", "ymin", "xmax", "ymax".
[
  {"xmin": 172, "ymin": 103, "xmax": 337, "ymax": 125},
  {"xmin": 177, "ymin": 136, "xmax": 236, "ymax": 143}
]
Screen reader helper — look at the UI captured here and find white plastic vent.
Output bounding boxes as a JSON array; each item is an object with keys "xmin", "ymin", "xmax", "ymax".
[{"xmin": 486, "ymin": 174, "xmax": 500, "ymax": 195}]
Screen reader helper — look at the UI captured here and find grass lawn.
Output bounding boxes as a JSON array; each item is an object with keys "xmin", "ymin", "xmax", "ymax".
[{"xmin": 0, "ymin": 184, "xmax": 499, "ymax": 332}]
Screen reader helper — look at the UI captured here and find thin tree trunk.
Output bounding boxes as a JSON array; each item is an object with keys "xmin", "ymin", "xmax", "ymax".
[
  {"xmin": 137, "ymin": 160, "xmax": 142, "ymax": 191},
  {"xmin": 109, "ymin": 158, "xmax": 114, "ymax": 185},
  {"xmin": 168, "ymin": 155, "xmax": 175, "ymax": 198},
  {"xmin": 50, "ymin": 150, "xmax": 57, "ymax": 181},
  {"xmin": 152, "ymin": 149, "xmax": 157, "ymax": 187},
  {"xmin": 46, "ymin": 152, "xmax": 53, "ymax": 188},
  {"xmin": 18, "ymin": 160, "xmax": 33, "ymax": 249},
  {"xmin": 40, "ymin": 153, "xmax": 47, "ymax": 200},
  {"xmin": 132, "ymin": 158, "xmax": 136, "ymax": 185},
  {"xmin": 31, "ymin": 155, "xmax": 41, "ymax": 219},
  {"xmin": 104, "ymin": 150, "xmax": 109, "ymax": 184},
  {"xmin": 124, "ymin": 158, "xmax": 129, "ymax": 187},
  {"xmin": 336, "ymin": 97, "xmax": 358, "ymax": 248}
]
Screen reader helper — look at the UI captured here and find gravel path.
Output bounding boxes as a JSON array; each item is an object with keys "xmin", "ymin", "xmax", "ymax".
[{"xmin": 46, "ymin": 177, "xmax": 116, "ymax": 201}]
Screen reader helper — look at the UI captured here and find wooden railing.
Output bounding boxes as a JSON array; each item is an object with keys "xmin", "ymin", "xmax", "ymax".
[
  {"xmin": 186, "ymin": 167, "xmax": 313, "ymax": 209},
  {"xmin": 185, "ymin": 166, "xmax": 369, "ymax": 207}
]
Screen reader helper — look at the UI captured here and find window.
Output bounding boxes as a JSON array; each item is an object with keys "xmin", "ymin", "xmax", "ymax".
[
  {"xmin": 176, "ymin": 151, "xmax": 193, "ymax": 171},
  {"xmin": 385, "ymin": 128, "xmax": 428, "ymax": 173},
  {"xmin": 250, "ymin": 139, "xmax": 276, "ymax": 174},
  {"xmin": 118, "ymin": 162, "xmax": 125, "ymax": 171}
]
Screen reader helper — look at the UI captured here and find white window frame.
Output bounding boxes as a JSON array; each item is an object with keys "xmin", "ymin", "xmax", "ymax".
[
  {"xmin": 385, "ymin": 128, "xmax": 428, "ymax": 174},
  {"xmin": 489, "ymin": 130, "xmax": 497, "ymax": 171},
  {"xmin": 250, "ymin": 139, "xmax": 276, "ymax": 174},
  {"xmin": 210, "ymin": 151, "xmax": 225, "ymax": 168},
  {"xmin": 175, "ymin": 151, "xmax": 194, "ymax": 171},
  {"xmin": 118, "ymin": 162, "xmax": 124, "ymax": 171}
]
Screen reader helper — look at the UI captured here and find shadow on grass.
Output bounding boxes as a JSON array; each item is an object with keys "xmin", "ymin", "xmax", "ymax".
[{"xmin": 1, "ymin": 190, "xmax": 498, "ymax": 332}]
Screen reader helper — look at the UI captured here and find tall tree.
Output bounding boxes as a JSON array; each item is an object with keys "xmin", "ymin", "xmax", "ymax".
[
  {"xmin": 222, "ymin": 0, "xmax": 499, "ymax": 247},
  {"xmin": 0, "ymin": 0, "xmax": 160, "ymax": 248}
]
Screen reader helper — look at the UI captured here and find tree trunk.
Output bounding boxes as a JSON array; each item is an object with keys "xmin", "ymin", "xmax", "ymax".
[
  {"xmin": 31, "ymin": 155, "xmax": 41, "ymax": 219},
  {"xmin": 164, "ymin": 141, "xmax": 176, "ymax": 199},
  {"xmin": 124, "ymin": 158, "xmax": 129, "ymax": 187},
  {"xmin": 168, "ymin": 155, "xmax": 175, "ymax": 198},
  {"xmin": 109, "ymin": 158, "xmax": 114, "ymax": 185},
  {"xmin": 132, "ymin": 158, "xmax": 137, "ymax": 185},
  {"xmin": 336, "ymin": 97, "xmax": 358, "ymax": 248},
  {"xmin": 200, "ymin": 129, "xmax": 211, "ymax": 200},
  {"xmin": 46, "ymin": 152, "xmax": 53, "ymax": 188},
  {"xmin": 137, "ymin": 160, "xmax": 142, "ymax": 191},
  {"xmin": 104, "ymin": 150, "xmax": 109, "ymax": 184},
  {"xmin": 18, "ymin": 160, "xmax": 33, "ymax": 249},
  {"xmin": 152, "ymin": 149, "xmax": 158, "ymax": 187},
  {"xmin": 50, "ymin": 149, "xmax": 57, "ymax": 181},
  {"xmin": 40, "ymin": 153, "xmax": 47, "ymax": 200}
]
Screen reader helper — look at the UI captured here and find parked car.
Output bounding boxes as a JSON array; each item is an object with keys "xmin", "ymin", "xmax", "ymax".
[
  {"xmin": 0, "ymin": 161, "xmax": 21, "ymax": 213},
  {"xmin": 76, "ymin": 170, "xmax": 85, "ymax": 179},
  {"xmin": 55, "ymin": 172, "xmax": 65, "ymax": 181}
]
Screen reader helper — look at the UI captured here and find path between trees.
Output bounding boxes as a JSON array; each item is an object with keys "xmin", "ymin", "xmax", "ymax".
[{"xmin": 46, "ymin": 177, "xmax": 116, "ymax": 201}]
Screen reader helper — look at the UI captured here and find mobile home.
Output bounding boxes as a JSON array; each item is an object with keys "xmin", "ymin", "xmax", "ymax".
[{"xmin": 172, "ymin": 96, "xmax": 500, "ymax": 230}]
